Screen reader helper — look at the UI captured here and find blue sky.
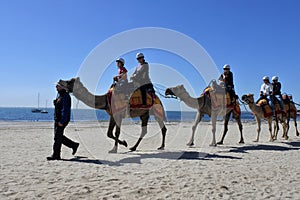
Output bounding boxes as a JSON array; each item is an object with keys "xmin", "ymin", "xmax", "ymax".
[{"xmin": 1, "ymin": 0, "xmax": 300, "ymax": 111}]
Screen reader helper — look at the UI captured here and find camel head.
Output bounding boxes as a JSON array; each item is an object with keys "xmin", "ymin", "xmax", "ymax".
[
  {"xmin": 57, "ymin": 77, "xmax": 81, "ymax": 93},
  {"xmin": 165, "ymin": 85, "xmax": 187, "ymax": 97},
  {"xmin": 242, "ymin": 94, "xmax": 255, "ymax": 104}
]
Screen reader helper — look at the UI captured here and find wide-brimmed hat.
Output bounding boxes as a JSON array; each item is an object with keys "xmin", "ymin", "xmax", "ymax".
[{"xmin": 55, "ymin": 81, "xmax": 69, "ymax": 91}]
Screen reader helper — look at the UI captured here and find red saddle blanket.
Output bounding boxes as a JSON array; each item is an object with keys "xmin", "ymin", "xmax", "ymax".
[
  {"xmin": 107, "ymin": 88, "xmax": 165, "ymax": 120},
  {"xmin": 256, "ymin": 99, "xmax": 281, "ymax": 118}
]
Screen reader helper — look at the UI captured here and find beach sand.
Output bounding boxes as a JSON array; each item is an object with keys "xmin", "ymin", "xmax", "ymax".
[{"xmin": 1, "ymin": 120, "xmax": 300, "ymax": 199}]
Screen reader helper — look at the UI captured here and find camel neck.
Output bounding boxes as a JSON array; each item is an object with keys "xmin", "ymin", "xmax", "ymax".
[
  {"xmin": 73, "ymin": 82, "xmax": 107, "ymax": 110},
  {"xmin": 176, "ymin": 91, "xmax": 199, "ymax": 109}
]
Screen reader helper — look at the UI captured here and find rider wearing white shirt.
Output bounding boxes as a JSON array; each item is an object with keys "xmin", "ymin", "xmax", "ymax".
[
  {"xmin": 260, "ymin": 76, "xmax": 275, "ymax": 115},
  {"xmin": 260, "ymin": 76, "xmax": 273, "ymax": 97}
]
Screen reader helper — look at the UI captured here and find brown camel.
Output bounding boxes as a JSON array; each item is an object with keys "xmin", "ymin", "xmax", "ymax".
[
  {"xmin": 241, "ymin": 94, "xmax": 288, "ymax": 142},
  {"xmin": 58, "ymin": 77, "xmax": 167, "ymax": 153},
  {"xmin": 165, "ymin": 84, "xmax": 244, "ymax": 146},
  {"xmin": 278, "ymin": 98, "xmax": 299, "ymax": 139}
]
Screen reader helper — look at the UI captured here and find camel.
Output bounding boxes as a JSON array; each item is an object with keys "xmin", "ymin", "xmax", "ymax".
[
  {"xmin": 276, "ymin": 97, "xmax": 299, "ymax": 139},
  {"xmin": 241, "ymin": 94, "xmax": 288, "ymax": 142},
  {"xmin": 58, "ymin": 77, "xmax": 167, "ymax": 153},
  {"xmin": 165, "ymin": 84, "xmax": 244, "ymax": 146}
]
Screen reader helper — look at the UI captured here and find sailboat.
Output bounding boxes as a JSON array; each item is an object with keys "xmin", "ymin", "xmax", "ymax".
[
  {"xmin": 32, "ymin": 93, "xmax": 42, "ymax": 113},
  {"xmin": 41, "ymin": 100, "xmax": 49, "ymax": 114}
]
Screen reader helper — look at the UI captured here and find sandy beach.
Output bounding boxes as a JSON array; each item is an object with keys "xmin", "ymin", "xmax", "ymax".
[{"xmin": 1, "ymin": 120, "xmax": 300, "ymax": 199}]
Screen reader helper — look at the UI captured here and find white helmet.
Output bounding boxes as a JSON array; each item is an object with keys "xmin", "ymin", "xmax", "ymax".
[
  {"xmin": 136, "ymin": 52, "xmax": 144, "ymax": 59},
  {"xmin": 223, "ymin": 64, "xmax": 230, "ymax": 70},
  {"xmin": 116, "ymin": 57, "xmax": 125, "ymax": 64},
  {"xmin": 263, "ymin": 76, "xmax": 269, "ymax": 81},
  {"xmin": 272, "ymin": 76, "xmax": 278, "ymax": 81}
]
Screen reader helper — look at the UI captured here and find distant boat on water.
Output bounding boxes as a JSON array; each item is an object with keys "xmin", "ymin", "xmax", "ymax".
[
  {"xmin": 41, "ymin": 100, "xmax": 49, "ymax": 114},
  {"xmin": 32, "ymin": 93, "xmax": 42, "ymax": 113}
]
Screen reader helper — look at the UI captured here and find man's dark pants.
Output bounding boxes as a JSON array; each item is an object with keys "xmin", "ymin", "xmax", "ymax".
[{"xmin": 53, "ymin": 122, "xmax": 77, "ymax": 158}]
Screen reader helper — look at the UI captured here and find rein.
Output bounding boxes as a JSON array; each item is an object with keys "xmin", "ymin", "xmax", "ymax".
[
  {"xmin": 154, "ymin": 85, "xmax": 178, "ymax": 99},
  {"xmin": 238, "ymin": 97, "xmax": 252, "ymax": 114}
]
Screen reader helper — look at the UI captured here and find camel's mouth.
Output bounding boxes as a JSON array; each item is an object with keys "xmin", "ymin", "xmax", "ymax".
[
  {"xmin": 241, "ymin": 95, "xmax": 247, "ymax": 101},
  {"xmin": 165, "ymin": 88, "xmax": 175, "ymax": 96},
  {"xmin": 241, "ymin": 95, "xmax": 253, "ymax": 104}
]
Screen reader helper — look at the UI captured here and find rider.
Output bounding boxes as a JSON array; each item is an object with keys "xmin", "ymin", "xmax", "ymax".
[
  {"xmin": 218, "ymin": 64, "xmax": 236, "ymax": 103},
  {"xmin": 259, "ymin": 76, "xmax": 274, "ymax": 113},
  {"xmin": 113, "ymin": 58, "xmax": 128, "ymax": 93},
  {"xmin": 131, "ymin": 52, "xmax": 154, "ymax": 106},
  {"xmin": 272, "ymin": 76, "xmax": 285, "ymax": 115}
]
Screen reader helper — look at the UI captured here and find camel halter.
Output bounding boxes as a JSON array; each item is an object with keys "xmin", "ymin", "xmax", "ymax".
[{"xmin": 154, "ymin": 85, "xmax": 178, "ymax": 99}]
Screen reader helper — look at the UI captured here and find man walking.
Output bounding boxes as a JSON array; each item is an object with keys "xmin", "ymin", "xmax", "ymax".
[{"xmin": 47, "ymin": 83, "xmax": 79, "ymax": 160}]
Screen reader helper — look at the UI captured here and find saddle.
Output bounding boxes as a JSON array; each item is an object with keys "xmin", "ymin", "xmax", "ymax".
[
  {"xmin": 256, "ymin": 99, "xmax": 274, "ymax": 118},
  {"xmin": 107, "ymin": 85, "xmax": 164, "ymax": 119},
  {"xmin": 283, "ymin": 101, "xmax": 297, "ymax": 116},
  {"xmin": 203, "ymin": 86, "xmax": 241, "ymax": 116}
]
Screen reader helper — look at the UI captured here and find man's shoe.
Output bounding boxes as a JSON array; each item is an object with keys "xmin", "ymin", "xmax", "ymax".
[
  {"xmin": 46, "ymin": 156, "xmax": 61, "ymax": 161},
  {"xmin": 72, "ymin": 143, "xmax": 79, "ymax": 155}
]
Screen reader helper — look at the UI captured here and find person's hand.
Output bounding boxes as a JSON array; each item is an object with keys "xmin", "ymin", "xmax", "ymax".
[{"xmin": 58, "ymin": 122, "xmax": 64, "ymax": 127}]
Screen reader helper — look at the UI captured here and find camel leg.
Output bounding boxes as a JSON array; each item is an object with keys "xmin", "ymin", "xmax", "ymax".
[
  {"xmin": 108, "ymin": 125, "xmax": 120, "ymax": 153},
  {"xmin": 273, "ymin": 118, "xmax": 279, "ymax": 141},
  {"xmin": 294, "ymin": 117, "xmax": 299, "ymax": 136},
  {"xmin": 107, "ymin": 117, "xmax": 127, "ymax": 153},
  {"xmin": 268, "ymin": 118, "xmax": 274, "ymax": 142},
  {"xmin": 217, "ymin": 112, "xmax": 230, "ymax": 145},
  {"xmin": 129, "ymin": 114, "xmax": 149, "ymax": 151},
  {"xmin": 237, "ymin": 117, "xmax": 244, "ymax": 144},
  {"xmin": 210, "ymin": 114, "xmax": 217, "ymax": 147},
  {"xmin": 187, "ymin": 111, "xmax": 202, "ymax": 146},
  {"xmin": 281, "ymin": 117, "xmax": 290, "ymax": 140},
  {"xmin": 254, "ymin": 116, "xmax": 261, "ymax": 142},
  {"xmin": 156, "ymin": 118, "xmax": 167, "ymax": 150}
]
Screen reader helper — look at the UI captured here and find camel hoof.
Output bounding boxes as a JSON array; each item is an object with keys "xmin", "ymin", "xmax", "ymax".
[
  {"xmin": 187, "ymin": 142, "xmax": 194, "ymax": 146},
  {"xmin": 108, "ymin": 149, "xmax": 117, "ymax": 154},
  {"xmin": 129, "ymin": 147, "xmax": 136, "ymax": 152},
  {"xmin": 157, "ymin": 146, "xmax": 165, "ymax": 150},
  {"xmin": 296, "ymin": 132, "xmax": 299, "ymax": 137},
  {"xmin": 253, "ymin": 140, "xmax": 258, "ymax": 142},
  {"xmin": 284, "ymin": 136, "xmax": 289, "ymax": 140},
  {"xmin": 209, "ymin": 143, "xmax": 217, "ymax": 147},
  {"xmin": 269, "ymin": 138, "xmax": 274, "ymax": 142},
  {"xmin": 121, "ymin": 140, "xmax": 128, "ymax": 147},
  {"xmin": 217, "ymin": 141, "xmax": 223, "ymax": 145},
  {"xmin": 239, "ymin": 140, "xmax": 245, "ymax": 144}
]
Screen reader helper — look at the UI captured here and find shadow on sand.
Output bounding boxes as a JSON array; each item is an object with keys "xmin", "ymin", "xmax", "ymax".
[
  {"xmin": 63, "ymin": 151, "xmax": 242, "ymax": 166},
  {"xmin": 228, "ymin": 143, "xmax": 300, "ymax": 154}
]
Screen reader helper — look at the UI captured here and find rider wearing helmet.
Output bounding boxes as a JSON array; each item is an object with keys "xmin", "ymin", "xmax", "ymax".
[
  {"xmin": 218, "ymin": 64, "xmax": 236, "ymax": 103},
  {"xmin": 112, "ymin": 58, "xmax": 128, "ymax": 94},
  {"xmin": 272, "ymin": 76, "xmax": 284, "ymax": 114},
  {"xmin": 260, "ymin": 76, "xmax": 273, "ymax": 97},
  {"xmin": 114, "ymin": 58, "xmax": 128, "ymax": 83},
  {"xmin": 259, "ymin": 76, "xmax": 275, "ymax": 114},
  {"xmin": 131, "ymin": 53, "xmax": 154, "ymax": 106}
]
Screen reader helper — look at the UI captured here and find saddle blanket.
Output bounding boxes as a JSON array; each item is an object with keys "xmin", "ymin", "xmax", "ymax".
[{"xmin": 107, "ymin": 88, "xmax": 165, "ymax": 120}]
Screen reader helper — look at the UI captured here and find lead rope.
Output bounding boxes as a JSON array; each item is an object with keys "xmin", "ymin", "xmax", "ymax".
[
  {"xmin": 154, "ymin": 85, "xmax": 178, "ymax": 99},
  {"xmin": 238, "ymin": 98, "xmax": 252, "ymax": 114}
]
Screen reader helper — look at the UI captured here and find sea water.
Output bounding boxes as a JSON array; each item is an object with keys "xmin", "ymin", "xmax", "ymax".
[{"xmin": 0, "ymin": 107, "xmax": 261, "ymax": 122}]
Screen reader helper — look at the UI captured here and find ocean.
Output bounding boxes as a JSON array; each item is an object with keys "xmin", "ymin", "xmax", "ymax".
[{"xmin": 0, "ymin": 107, "xmax": 260, "ymax": 122}]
